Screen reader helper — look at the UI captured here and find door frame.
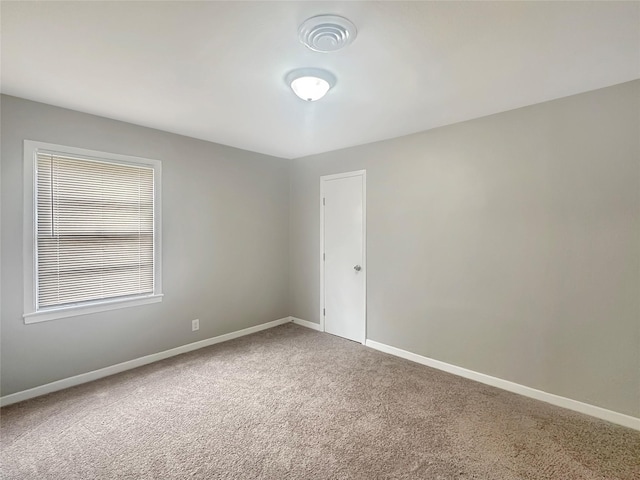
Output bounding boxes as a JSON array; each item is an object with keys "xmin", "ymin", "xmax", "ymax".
[{"xmin": 319, "ymin": 170, "xmax": 367, "ymax": 343}]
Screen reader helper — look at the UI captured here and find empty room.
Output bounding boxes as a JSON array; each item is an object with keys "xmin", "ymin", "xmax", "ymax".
[{"xmin": 1, "ymin": 1, "xmax": 639, "ymax": 479}]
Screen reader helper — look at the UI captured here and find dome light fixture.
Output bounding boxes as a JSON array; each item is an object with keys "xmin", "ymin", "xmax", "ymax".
[{"xmin": 286, "ymin": 68, "xmax": 336, "ymax": 102}]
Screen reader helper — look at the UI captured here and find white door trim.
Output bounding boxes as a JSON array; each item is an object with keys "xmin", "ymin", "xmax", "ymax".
[{"xmin": 320, "ymin": 170, "xmax": 367, "ymax": 343}]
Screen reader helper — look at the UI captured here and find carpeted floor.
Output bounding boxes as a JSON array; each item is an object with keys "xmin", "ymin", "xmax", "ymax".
[{"xmin": 1, "ymin": 323, "xmax": 638, "ymax": 479}]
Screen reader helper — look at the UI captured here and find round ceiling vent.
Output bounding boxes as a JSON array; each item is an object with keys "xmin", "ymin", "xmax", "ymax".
[{"xmin": 298, "ymin": 15, "xmax": 357, "ymax": 53}]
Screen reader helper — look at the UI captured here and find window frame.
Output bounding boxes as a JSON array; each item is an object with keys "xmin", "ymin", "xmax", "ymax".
[{"xmin": 23, "ymin": 140, "xmax": 163, "ymax": 323}]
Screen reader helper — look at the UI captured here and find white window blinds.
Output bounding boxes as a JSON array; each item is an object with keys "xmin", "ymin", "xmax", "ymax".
[{"xmin": 36, "ymin": 153, "xmax": 155, "ymax": 309}]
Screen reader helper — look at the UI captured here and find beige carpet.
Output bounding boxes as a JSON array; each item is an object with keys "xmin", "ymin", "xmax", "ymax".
[{"xmin": 1, "ymin": 323, "xmax": 638, "ymax": 479}]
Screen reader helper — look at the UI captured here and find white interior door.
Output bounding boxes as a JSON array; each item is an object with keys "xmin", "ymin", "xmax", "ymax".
[{"xmin": 321, "ymin": 170, "xmax": 366, "ymax": 343}]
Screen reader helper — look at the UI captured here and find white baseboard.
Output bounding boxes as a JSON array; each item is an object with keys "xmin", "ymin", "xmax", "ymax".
[
  {"xmin": 291, "ymin": 317, "xmax": 323, "ymax": 331},
  {"xmin": 365, "ymin": 339, "xmax": 640, "ymax": 431},
  {"xmin": 0, "ymin": 316, "xmax": 292, "ymax": 407},
  {"xmin": 5, "ymin": 317, "xmax": 637, "ymax": 431}
]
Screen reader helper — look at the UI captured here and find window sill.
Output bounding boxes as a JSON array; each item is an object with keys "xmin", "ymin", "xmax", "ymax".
[{"xmin": 23, "ymin": 294, "xmax": 164, "ymax": 324}]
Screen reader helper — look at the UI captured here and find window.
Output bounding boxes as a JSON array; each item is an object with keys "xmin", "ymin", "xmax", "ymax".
[{"xmin": 23, "ymin": 141, "xmax": 162, "ymax": 323}]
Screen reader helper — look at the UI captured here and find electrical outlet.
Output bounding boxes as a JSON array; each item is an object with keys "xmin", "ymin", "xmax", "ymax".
[{"xmin": 192, "ymin": 319, "xmax": 199, "ymax": 331}]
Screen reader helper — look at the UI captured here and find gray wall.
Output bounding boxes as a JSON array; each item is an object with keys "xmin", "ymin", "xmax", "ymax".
[
  {"xmin": 3, "ymin": 81, "xmax": 639, "ymax": 419},
  {"xmin": 290, "ymin": 80, "xmax": 640, "ymax": 417},
  {"xmin": 1, "ymin": 95, "xmax": 291, "ymax": 396}
]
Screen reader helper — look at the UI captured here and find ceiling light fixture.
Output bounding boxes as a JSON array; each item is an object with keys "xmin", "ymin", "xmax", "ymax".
[
  {"xmin": 298, "ymin": 15, "xmax": 358, "ymax": 53},
  {"xmin": 286, "ymin": 68, "xmax": 336, "ymax": 102}
]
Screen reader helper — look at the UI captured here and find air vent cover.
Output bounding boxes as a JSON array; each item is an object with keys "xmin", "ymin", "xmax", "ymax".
[{"xmin": 298, "ymin": 15, "xmax": 357, "ymax": 53}]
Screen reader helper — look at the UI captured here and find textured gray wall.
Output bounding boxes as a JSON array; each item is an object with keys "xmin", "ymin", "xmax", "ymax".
[
  {"xmin": 3, "ymin": 82, "xmax": 639, "ymax": 418},
  {"xmin": 1, "ymin": 95, "xmax": 291, "ymax": 396},
  {"xmin": 289, "ymin": 81, "xmax": 640, "ymax": 417}
]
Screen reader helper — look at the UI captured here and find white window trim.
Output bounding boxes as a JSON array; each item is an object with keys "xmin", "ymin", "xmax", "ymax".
[{"xmin": 23, "ymin": 140, "xmax": 163, "ymax": 324}]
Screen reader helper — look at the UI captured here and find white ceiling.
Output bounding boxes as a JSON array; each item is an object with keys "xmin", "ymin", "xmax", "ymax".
[{"xmin": 2, "ymin": 1, "xmax": 639, "ymax": 159}]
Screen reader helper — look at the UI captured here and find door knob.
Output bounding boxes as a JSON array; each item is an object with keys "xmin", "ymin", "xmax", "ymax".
[{"xmin": 354, "ymin": 265, "xmax": 362, "ymax": 271}]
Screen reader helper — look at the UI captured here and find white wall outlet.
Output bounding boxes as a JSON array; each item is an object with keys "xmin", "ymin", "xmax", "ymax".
[{"xmin": 191, "ymin": 319, "xmax": 199, "ymax": 331}]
